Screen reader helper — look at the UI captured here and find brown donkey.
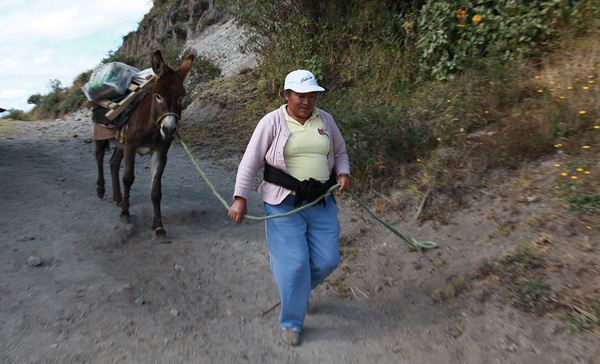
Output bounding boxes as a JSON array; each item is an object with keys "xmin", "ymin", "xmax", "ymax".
[{"xmin": 94, "ymin": 50, "xmax": 194, "ymax": 235}]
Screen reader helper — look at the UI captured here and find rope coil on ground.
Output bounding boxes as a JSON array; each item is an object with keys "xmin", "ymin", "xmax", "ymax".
[{"xmin": 176, "ymin": 132, "xmax": 437, "ymax": 249}]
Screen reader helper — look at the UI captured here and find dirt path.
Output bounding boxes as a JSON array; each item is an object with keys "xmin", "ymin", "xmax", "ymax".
[{"xmin": 0, "ymin": 111, "xmax": 598, "ymax": 363}]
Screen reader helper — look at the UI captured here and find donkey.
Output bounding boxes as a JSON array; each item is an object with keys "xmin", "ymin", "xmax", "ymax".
[{"xmin": 94, "ymin": 50, "xmax": 194, "ymax": 235}]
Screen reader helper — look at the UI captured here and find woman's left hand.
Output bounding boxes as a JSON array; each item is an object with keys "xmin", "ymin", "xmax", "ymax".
[{"xmin": 337, "ymin": 174, "xmax": 352, "ymax": 193}]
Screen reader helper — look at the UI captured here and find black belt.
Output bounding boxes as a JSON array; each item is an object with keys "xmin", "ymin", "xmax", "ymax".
[{"xmin": 263, "ymin": 163, "xmax": 336, "ymax": 207}]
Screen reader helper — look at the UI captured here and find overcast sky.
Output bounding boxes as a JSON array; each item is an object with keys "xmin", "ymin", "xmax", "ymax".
[{"xmin": 0, "ymin": 0, "xmax": 153, "ymax": 114}]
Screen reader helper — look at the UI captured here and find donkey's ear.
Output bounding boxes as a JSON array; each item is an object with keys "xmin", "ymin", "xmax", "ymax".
[
  {"xmin": 151, "ymin": 50, "xmax": 168, "ymax": 78},
  {"xmin": 177, "ymin": 54, "xmax": 195, "ymax": 79}
]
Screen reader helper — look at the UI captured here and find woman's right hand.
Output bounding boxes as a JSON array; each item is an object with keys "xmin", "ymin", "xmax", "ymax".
[{"xmin": 228, "ymin": 196, "xmax": 248, "ymax": 224}]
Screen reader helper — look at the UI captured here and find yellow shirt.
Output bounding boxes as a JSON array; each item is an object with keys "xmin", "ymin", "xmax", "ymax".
[{"xmin": 282, "ymin": 105, "xmax": 331, "ymax": 183}]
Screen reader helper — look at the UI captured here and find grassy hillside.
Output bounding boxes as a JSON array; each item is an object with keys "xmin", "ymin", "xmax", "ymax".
[
  {"xmin": 180, "ymin": 0, "xmax": 600, "ymax": 335},
  {"xmin": 187, "ymin": 0, "xmax": 599, "ymax": 214}
]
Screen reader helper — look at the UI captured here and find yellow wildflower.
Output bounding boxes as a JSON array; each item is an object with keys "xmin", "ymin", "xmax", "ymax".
[
  {"xmin": 589, "ymin": 81, "xmax": 595, "ymax": 84},
  {"xmin": 456, "ymin": 24, "xmax": 466, "ymax": 28},
  {"xmin": 586, "ymin": 226, "xmax": 592, "ymax": 230},
  {"xmin": 472, "ymin": 15, "xmax": 482, "ymax": 22},
  {"xmin": 534, "ymin": 76, "xmax": 540, "ymax": 79},
  {"xmin": 554, "ymin": 164, "xmax": 561, "ymax": 167},
  {"xmin": 582, "ymin": 146, "xmax": 590, "ymax": 149},
  {"xmin": 594, "ymin": 126, "xmax": 600, "ymax": 129},
  {"xmin": 567, "ymin": 86, "xmax": 573, "ymax": 90},
  {"xmin": 585, "ymin": 171, "xmax": 591, "ymax": 174},
  {"xmin": 537, "ymin": 89, "xmax": 543, "ymax": 93},
  {"xmin": 577, "ymin": 168, "xmax": 584, "ymax": 172},
  {"xmin": 455, "ymin": 9, "xmax": 467, "ymax": 18},
  {"xmin": 561, "ymin": 173, "xmax": 568, "ymax": 176},
  {"xmin": 555, "ymin": 144, "xmax": 563, "ymax": 147},
  {"xmin": 571, "ymin": 176, "xmax": 578, "ymax": 180},
  {"xmin": 580, "ymin": 111, "xmax": 587, "ymax": 114},
  {"xmin": 484, "ymin": 110, "xmax": 489, "ymax": 114},
  {"xmin": 583, "ymin": 86, "xmax": 589, "ymax": 90},
  {"xmin": 589, "ymin": 75, "xmax": 594, "ymax": 78}
]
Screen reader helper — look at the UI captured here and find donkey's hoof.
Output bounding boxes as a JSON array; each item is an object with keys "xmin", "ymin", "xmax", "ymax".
[
  {"xmin": 97, "ymin": 190, "xmax": 105, "ymax": 199},
  {"xmin": 154, "ymin": 227, "xmax": 167, "ymax": 236},
  {"xmin": 121, "ymin": 215, "xmax": 132, "ymax": 224}
]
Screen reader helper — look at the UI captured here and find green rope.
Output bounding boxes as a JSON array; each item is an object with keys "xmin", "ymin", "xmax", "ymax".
[
  {"xmin": 176, "ymin": 132, "xmax": 437, "ymax": 249},
  {"xmin": 348, "ymin": 190, "xmax": 437, "ymax": 249},
  {"xmin": 156, "ymin": 112, "xmax": 180, "ymax": 125}
]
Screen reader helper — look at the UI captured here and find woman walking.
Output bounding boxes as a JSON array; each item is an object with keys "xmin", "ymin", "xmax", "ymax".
[{"xmin": 228, "ymin": 70, "xmax": 351, "ymax": 346}]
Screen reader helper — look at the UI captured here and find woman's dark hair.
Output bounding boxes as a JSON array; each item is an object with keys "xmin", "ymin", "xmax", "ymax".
[{"xmin": 283, "ymin": 89, "xmax": 292, "ymax": 103}]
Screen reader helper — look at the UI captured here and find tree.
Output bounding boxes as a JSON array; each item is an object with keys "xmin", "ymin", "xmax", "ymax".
[
  {"xmin": 27, "ymin": 93, "xmax": 43, "ymax": 105},
  {"xmin": 48, "ymin": 79, "xmax": 64, "ymax": 95},
  {"xmin": 4, "ymin": 108, "xmax": 26, "ymax": 120}
]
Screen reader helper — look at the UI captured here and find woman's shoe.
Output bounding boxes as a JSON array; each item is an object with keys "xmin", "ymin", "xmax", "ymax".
[{"xmin": 281, "ymin": 330, "xmax": 300, "ymax": 346}]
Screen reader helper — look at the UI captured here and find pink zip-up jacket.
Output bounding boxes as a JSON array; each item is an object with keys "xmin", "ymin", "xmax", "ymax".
[{"xmin": 233, "ymin": 106, "xmax": 351, "ymax": 205}]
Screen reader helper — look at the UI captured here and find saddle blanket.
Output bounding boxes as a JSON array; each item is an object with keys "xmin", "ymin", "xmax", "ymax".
[{"xmin": 92, "ymin": 90, "xmax": 150, "ymax": 142}]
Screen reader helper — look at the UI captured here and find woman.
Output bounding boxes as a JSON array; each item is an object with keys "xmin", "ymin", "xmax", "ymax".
[{"xmin": 228, "ymin": 70, "xmax": 351, "ymax": 346}]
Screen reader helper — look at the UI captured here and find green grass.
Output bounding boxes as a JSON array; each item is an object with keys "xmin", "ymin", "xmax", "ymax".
[{"xmin": 508, "ymin": 277, "xmax": 555, "ymax": 310}]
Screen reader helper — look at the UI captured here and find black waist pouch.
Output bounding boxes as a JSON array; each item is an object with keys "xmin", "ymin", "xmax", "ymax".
[{"xmin": 263, "ymin": 163, "xmax": 336, "ymax": 207}]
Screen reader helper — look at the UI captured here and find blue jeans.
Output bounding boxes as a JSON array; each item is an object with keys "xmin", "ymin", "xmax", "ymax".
[{"xmin": 264, "ymin": 194, "xmax": 341, "ymax": 332}]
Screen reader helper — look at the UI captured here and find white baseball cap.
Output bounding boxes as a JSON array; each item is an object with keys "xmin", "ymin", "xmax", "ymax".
[{"xmin": 284, "ymin": 70, "xmax": 325, "ymax": 93}]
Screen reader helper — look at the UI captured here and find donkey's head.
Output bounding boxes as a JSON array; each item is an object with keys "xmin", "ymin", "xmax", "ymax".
[{"xmin": 150, "ymin": 50, "xmax": 194, "ymax": 141}]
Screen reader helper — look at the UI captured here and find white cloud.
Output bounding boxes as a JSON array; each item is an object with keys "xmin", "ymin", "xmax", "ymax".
[{"xmin": 0, "ymin": 0, "xmax": 152, "ymax": 113}]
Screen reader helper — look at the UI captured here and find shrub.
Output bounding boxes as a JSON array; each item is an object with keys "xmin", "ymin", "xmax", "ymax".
[
  {"xmin": 319, "ymin": 86, "xmax": 437, "ymax": 184},
  {"xmin": 39, "ymin": 93, "xmax": 61, "ymax": 114},
  {"xmin": 60, "ymin": 88, "xmax": 86, "ymax": 114},
  {"xmin": 103, "ymin": 51, "xmax": 139, "ymax": 68},
  {"xmin": 3, "ymin": 108, "xmax": 27, "ymax": 120},
  {"xmin": 568, "ymin": 194, "xmax": 600, "ymax": 215},
  {"xmin": 415, "ymin": 0, "xmax": 580, "ymax": 80},
  {"xmin": 234, "ymin": 0, "xmax": 424, "ymax": 96}
]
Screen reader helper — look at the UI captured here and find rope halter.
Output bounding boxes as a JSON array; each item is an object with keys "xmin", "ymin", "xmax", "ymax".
[{"xmin": 156, "ymin": 112, "xmax": 180, "ymax": 125}]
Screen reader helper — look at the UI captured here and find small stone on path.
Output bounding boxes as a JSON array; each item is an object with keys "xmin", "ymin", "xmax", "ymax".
[{"xmin": 27, "ymin": 255, "xmax": 42, "ymax": 267}]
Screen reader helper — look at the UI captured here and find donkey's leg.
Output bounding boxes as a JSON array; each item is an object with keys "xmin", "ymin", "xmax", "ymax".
[
  {"xmin": 95, "ymin": 140, "xmax": 109, "ymax": 198},
  {"xmin": 109, "ymin": 146, "xmax": 124, "ymax": 204},
  {"xmin": 150, "ymin": 150, "xmax": 168, "ymax": 235},
  {"xmin": 120, "ymin": 144, "xmax": 136, "ymax": 223}
]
